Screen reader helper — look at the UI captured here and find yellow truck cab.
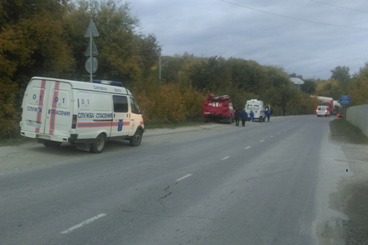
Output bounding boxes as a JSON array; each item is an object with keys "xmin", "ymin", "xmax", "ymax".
[{"xmin": 20, "ymin": 77, "xmax": 144, "ymax": 153}]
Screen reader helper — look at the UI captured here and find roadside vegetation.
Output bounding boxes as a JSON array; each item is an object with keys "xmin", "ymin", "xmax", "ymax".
[
  {"xmin": 329, "ymin": 118, "xmax": 368, "ymax": 145},
  {"xmin": 1, "ymin": 0, "xmax": 368, "ymax": 140}
]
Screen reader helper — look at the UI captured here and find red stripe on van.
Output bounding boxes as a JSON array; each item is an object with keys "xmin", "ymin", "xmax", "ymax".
[
  {"xmin": 77, "ymin": 121, "xmax": 113, "ymax": 128},
  {"xmin": 77, "ymin": 121, "xmax": 130, "ymax": 128},
  {"xmin": 49, "ymin": 81, "xmax": 60, "ymax": 135},
  {"xmin": 35, "ymin": 80, "xmax": 46, "ymax": 134}
]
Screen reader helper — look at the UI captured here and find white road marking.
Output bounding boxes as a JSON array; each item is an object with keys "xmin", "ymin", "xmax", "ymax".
[
  {"xmin": 176, "ymin": 174, "xmax": 192, "ymax": 182},
  {"xmin": 244, "ymin": 146, "xmax": 251, "ymax": 150},
  {"xmin": 260, "ymin": 139, "xmax": 264, "ymax": 142},
  {"xmin": 61, "ymin": 213, "xmax": 107, "ymax": 234},
  {"xmin": 270, "ymin": 135, "xmax": 274, "ymax": 138},
  {"xmin": 222, "ymin": 156, "xmax": 230, "ymax": 160}
]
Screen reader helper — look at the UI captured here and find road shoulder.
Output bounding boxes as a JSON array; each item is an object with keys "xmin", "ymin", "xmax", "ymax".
[{"xmin": 324, "ymin": 119, "xmax": 368, "ymax": 244}]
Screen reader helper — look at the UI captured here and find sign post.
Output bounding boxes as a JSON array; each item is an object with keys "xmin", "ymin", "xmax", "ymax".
[
  {"xmin": 339, "ymin": 95, "xmax": 350, "ymax": 118},
  {"xmin": 84, "ymin": 19, "xmax": 99, "ymax": 82}
]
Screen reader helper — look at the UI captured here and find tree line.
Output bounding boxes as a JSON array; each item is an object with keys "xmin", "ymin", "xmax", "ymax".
[{"xmin": 1, "ymin": 0, "xmax": 367, "ymax": 139}]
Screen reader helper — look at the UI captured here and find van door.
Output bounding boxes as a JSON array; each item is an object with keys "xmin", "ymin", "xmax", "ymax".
[
  {"xmin": 129, "ymin": 96, "xmax": 143, "ymax": 132},
  {"xmin": 22, "ymin": 78, "xmax": 72, "ymax": 139},
  {"xmin": 111, "ymin": 95, "xmax": 131, "ymax": 137},
  {"xmin": 43, "ymin": 81, "xmax": 72, "ymax": 137}
]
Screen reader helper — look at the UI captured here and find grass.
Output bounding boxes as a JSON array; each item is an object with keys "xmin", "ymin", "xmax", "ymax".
[
  {"xmin": 0, "ymin": 135, "xmax": 36, "ymax": 146},
  {"xmin": 144, "ymin": 120, "xmax": 206, "ymax": 129},
  {"xmin": 329, "ymin": 118, "xmax": 368, "ymax": 145}
]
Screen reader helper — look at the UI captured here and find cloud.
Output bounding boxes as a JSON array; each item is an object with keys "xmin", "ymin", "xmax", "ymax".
[{"xmin": 130, "ymin": 0, "xmax": 368, "ymax": 79}]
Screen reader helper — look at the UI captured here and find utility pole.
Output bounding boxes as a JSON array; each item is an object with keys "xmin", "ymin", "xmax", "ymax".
[{"xmin": 158, "ymin": 52, "xmax": 162, "ymax": 83}]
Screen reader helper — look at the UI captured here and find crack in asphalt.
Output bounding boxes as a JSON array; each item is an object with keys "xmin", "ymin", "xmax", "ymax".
[{"xmin": 159, "ymin": 185, "xmax": 173, "ymax": 200}]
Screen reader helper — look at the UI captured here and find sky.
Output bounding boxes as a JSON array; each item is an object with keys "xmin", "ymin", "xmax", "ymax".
[{"xmin": 128, "ymin": 0, "xmax": 368, "ymax": 80}]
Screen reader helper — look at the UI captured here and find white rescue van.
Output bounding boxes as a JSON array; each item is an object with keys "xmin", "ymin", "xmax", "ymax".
[
  {"xmin": 244, "ymin": 99, "xmax": 265, "ymax": 122},
  {"xmin": 20, "ymin": 77, "xmax": 144, "ymax": 153}
]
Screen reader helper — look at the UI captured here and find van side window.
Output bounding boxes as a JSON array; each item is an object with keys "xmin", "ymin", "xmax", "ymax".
[
  {"xmin": 130, "ymin": 97, "xmax": 140, "ymax": 114},
  {"xmin": 95, "ymin": 94, "xmax": 111, "ymax": 111},
  {"xmin": 113, "ymin": 95, "xmax": 128, "ymax": 113}
]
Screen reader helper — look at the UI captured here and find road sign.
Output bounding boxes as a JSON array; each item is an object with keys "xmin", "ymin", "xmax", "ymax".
[
  {"xmin": 84, "ymin": 40, "xmax": 99, "ymax": 56},
  {"xmin": 85, "ymin": 57, "xmax": 98, "ymax": 74},
  {"xmin": 339, "ymin": 95, "xmax": 350, "ymax": 105},
  {"xmin": 84, "ymin": 19, "xmax": 99, "ymax": 82},
  {"xmin": 84, "ymin": 19, "xmax": 99, "ymax": 37}
]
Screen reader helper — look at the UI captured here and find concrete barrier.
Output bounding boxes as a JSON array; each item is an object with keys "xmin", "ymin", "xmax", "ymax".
[{"xmin": 346, "ymin": 104, "xmax": 368, "ymax": 137}]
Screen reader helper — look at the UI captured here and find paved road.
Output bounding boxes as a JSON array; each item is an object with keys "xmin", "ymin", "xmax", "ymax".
[{"xmin": 0, "ymin": 115, "xmax": 349, "ymax": 244}]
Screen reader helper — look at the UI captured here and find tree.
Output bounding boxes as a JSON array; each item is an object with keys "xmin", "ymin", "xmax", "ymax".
[
  {"xmin": 315, "ymin": 79, "xmax": 342, "ymax": 100},
  {"xmin": 289, "ymin": 73, "xmax": 303, "ymax": 79},
  {"xmin": 0, "ymin": 0, "xmax": 74, "ymax": 137},
  {"xmin": 189, "ymin": 56, "xmax": 231, "ymax": 92},
  {"xmin": 160, "ymin": 54, "xmax": 198, "ymax": 85},
  {"xmin": 330, "ymin": 66, "xmax": 350, "ymax": 83},
  {"xmin": 347, "ymin": 64, "xmax": 368, "ymax": 105},
  {"xmin": 300, "ymin": 79, "xmax": 316, "ymax": 94},
  {"xmin": 227, "ymin": 58, "xmax": 266, "ymax": 94},
  {"xmin": 63, "ymin": 0, "xmax": 160, "ymax": 83},
  {"xmin": 263, "ymin": 66, "xmax": 295, "ymax": 115}
]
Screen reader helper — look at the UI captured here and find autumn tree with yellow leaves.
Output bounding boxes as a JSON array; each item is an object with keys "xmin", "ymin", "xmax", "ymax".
[{"xmin": 2, "ymin": 0, "xmax": 366, "ymax": 139}]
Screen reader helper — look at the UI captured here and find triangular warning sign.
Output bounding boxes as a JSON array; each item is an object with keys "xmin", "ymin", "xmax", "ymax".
[
  {"xmin": 84, "ymin": 40, "xmax": 99, "ymax": 56},
  {"xmin": 84, "ymin": 19, "xmax": 99, "ymax": 38}
]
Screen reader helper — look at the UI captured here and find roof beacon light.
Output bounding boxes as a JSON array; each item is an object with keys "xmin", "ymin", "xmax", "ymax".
[{"xmin": 93, "ymin": 80, "xmax": 123, "ymax": 87}]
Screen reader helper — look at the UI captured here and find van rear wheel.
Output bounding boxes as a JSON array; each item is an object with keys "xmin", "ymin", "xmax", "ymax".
[
  {"xmin": 90, "ymin": 134, "xmax": 106, "ymax": 153},
  {"xmin": 130, "ymin": 129, "xmax": 143, "ymax": 146}
]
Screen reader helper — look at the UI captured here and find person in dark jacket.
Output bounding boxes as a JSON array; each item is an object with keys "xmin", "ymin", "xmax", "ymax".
[
  {"xmin": 241, "ymin": 109, "xmax": 248, "ymax": 127},
  {"xmin": 265, "ymin": 107, "xmax": 271, "ymax": 122},
  {"xmin": 235, "ymin": 107, "xmax": 241, "ymax": 126},
  {"xmin": 265, "ymin": 104, "xmax": 272, "ymax": 122},
  {"xmin": 249, "ymin": 110, "xmax": 254, "ymax": 122}
]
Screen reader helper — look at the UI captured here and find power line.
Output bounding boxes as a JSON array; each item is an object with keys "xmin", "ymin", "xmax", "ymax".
[
  {"xmin": 310, "ymin": 0, "xmax": 368, "ymax": 14},
  {"xmin": 220, "ymin": 0, "xmax": 368, "ymax": 30}
]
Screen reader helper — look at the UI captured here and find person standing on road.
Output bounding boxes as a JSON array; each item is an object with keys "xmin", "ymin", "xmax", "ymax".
[
  {"xmin": 265, "ymin": 104, "xmax": 272, "ymax": 122},
  {"xmin": 235, "ymin": 107, "xmax": 241, "ymax": 126},
  {"xmin": 241, "ymin": 109, "xmax": 248, "ymax": 127},
  {"xmin": 249, "ymin": 110, "xmax": 254, "ymax": 122},
  {"xmin": 265, "ymin": 107, "xmax": 271, "ymax": 122}
]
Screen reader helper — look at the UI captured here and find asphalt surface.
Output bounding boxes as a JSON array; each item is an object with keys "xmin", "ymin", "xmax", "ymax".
[{"xmin": 0, "ymin": 115, "xmax": 351, "ymax": 244}]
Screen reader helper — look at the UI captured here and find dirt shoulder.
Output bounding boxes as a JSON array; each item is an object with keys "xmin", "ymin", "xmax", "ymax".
[{"xmin": 329, "ymin": 118, "xmax": 368, "ymax": 244}]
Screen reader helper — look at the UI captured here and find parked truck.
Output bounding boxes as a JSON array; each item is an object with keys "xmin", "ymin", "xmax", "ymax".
[
  {"xmin": 321, "ymin": 98, "xmax": 334, "ymax": 115},
  {"xmin": 202, "ymin": 94, "xmax": 235, "ymax": 123}
]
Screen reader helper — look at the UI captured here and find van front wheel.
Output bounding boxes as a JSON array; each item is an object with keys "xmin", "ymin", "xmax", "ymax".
[
  {"xmin": 130, "ymin": 129, "xmax": 143, "ymax": 146},
  {"xmin": 90, "ymin": 134, "xmax": 106, "ymax": 153}
]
